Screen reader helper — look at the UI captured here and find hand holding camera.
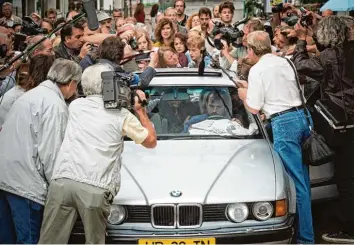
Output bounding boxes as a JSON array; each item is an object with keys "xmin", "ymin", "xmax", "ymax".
[
  {"xmin": 79, "ymin": 42, "xmax": 92, "ymax": 59},
  {"xmin": 134, "ymin": 89, "xmax": 148, "ymax": 112}
]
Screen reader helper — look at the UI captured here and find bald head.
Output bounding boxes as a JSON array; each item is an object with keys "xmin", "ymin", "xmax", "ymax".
[{"xmin": 322, "ymin": 9, "xmax": 334, "ymax": 17}]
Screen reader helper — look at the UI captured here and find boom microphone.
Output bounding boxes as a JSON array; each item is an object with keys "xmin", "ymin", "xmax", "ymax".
[{"xmin": 82, "ymin": 0, "xmax": 99, "ymax": 31}]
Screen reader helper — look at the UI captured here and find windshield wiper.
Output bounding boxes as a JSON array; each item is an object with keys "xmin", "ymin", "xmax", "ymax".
[{"xmin": 162, "ymin": 135, "xmax": 251, "ymax": 140}]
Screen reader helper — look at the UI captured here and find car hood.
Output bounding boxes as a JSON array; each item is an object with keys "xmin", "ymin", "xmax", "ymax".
[{"xmin": 115, "ymin": 139, "xmax": 276, "ymax": 205}]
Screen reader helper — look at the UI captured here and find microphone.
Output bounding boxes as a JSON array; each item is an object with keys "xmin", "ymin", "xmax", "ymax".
[{"xmin": 82, "ymin": 0, "xmax": 99, "ymax": 31}]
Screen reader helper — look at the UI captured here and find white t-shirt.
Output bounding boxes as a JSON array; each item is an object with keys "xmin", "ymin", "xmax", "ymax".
[
  {"xmin": 52, "ymin": 95, "xmax": 148, "ymax": 195},
  {"xmin": 246, "ymin": 53, "xmax": 302, "ymax": 118}
]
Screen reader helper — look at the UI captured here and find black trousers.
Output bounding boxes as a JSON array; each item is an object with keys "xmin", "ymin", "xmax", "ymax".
[{"xmin": 333, "ymin": 137, "xmax": 354, "ymax": 235}]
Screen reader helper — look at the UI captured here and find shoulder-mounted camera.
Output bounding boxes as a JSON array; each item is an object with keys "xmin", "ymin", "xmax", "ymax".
[
  {"xmin": 101, "ymin": 70, "xmax": 147, "ymax": 111},
  {"xmin": 211, "ymin": 18, "xmax": 248, "ymax": 50}
]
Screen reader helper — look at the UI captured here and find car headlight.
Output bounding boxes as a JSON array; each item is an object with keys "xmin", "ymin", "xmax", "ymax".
[
  {"xmin": 108, "ymin": 205, "xmax": 126, "ymax": 225},
  {"xmin": 226, "ymin": 203, "xmax": 249, "ymax": 223},
  {"xmin": 252, "ymin": 202, "xmax": 273, "ymax": 221}
]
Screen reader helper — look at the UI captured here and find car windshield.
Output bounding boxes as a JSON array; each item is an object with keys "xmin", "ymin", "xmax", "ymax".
[{"xmin": 129, "ymin": 86, "xmax": 260, "ymax": 140}]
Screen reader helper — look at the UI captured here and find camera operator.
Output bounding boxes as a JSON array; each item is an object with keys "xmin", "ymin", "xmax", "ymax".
[
  {"xmin": 219, "ymin": 18, "xmax": 264, "ymax": 70},
  {"xmin": 54, "ymin": 22, "xmax": 91, "ymax": 63},
  {"xmin": 98, "ymin": 36, "xmax": 157, "ymax": 86},
  {"xmin": 291, "ymin": 16, "xmax": 354, "ymax": 243},
  {"xmin": 38, "ymin": 63, "xmax": 157, "ymax": 244}
]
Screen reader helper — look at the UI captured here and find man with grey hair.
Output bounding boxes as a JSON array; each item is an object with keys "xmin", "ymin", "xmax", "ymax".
[
  {"xmin": 0, "ymin": 2, "xmax": 22, "ymax": 27},
  {"xmin": 237, "ymin": 30, "xmax": 314, "ymax": 244},
  {"xmin": 0, "ymin": 58, "xmax": 82, "ymax": 244},
  {"xmin": 27, "ymin": 35, "xmax": 54, "ymax": 57},
  {"xmin": 39, "ymin": 63, "xmax": 156, "ymax": 244}
]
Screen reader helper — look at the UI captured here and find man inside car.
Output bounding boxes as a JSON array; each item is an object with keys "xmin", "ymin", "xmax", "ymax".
[{"xmin": 183, "ymin": 90, "xmax": 228, "ymax": 132}]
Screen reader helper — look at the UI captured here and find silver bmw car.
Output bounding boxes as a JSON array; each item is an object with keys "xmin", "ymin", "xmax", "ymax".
[{"xmin": 70, "ymin": 69, "xmax": 337, "ymax": 244}]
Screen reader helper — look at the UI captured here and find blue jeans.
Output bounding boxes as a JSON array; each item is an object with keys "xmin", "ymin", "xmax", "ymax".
[
  {"xmin": 271, "ymin": 109, "xmax": 314, "ymax": 244},
  {"xmin": 0, "ymin": 190, "xmax": 44, "ymax": 244}
]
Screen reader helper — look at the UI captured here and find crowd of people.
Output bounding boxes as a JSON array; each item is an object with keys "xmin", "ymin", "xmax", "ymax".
[{"xmin": 0, "ymin": 0, "xmax": 353, "ymax": 244}]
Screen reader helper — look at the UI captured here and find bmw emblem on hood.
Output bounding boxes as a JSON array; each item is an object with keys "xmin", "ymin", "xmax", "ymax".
[{"xmin": 170, "ymin": 190, "xmax": 182, "ymax": 197}]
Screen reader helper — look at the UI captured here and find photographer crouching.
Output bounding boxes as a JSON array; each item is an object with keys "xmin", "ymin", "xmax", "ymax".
[{"xmin": 38, "ymin": 62, "xmax": 157, "ymax": 243}]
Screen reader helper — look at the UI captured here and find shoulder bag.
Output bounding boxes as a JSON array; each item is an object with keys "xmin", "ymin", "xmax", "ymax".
[{"xmin": 285, "ymin": 58, "xmax": 335, "ymax": 166}]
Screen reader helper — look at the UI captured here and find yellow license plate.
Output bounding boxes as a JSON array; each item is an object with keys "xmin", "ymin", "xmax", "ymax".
[{"xmin": 138, "ymin": 238, "xmax": 216, "ymax": 245}]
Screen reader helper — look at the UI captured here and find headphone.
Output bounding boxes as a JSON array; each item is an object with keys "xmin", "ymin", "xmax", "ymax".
[{"xmin": 174, "ymin": 0, "xmax": 186, "ymax": 8}]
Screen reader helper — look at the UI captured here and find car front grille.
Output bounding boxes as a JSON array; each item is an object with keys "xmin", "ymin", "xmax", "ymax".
[
  {"xmin": 152, "ymin": 204, "xmax": 176, "ymax": 228},
  {"xmin": 177, "ymin": 204, "xmax": 202, "ymax": 227},
  {"xmin": 125, "ymin": 204, "xmax": 228, "ymax": 225},
  {"xmin": 151, "ymin": 204, "xmax": 203, "ymax": 228}
]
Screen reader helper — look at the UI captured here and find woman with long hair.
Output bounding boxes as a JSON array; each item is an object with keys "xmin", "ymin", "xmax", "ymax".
[
  {"xmin": 134, "ymin": 3, "xmax": 145, "ymax": 24},
  {"xmin": 136, "ymin": 30, "xmax": 153, "ymax": 51},
  {"xmin": 153, "ymin": 18, "xmax": 175, "ymax": 48},
  {"xmin": 0, "ymin": 55, "xmax": 55, "ymax": 126}
]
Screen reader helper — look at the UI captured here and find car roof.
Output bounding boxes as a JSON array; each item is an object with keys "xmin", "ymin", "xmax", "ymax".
[{"xmin": 145, "ymin": 68, "xmax": 238, "ymax": 87}]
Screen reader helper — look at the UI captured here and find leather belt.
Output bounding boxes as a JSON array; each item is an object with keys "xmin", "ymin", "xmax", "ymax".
[{"xmin": 269, "ymin": 105, "xmax": 304, "ymax": 120}]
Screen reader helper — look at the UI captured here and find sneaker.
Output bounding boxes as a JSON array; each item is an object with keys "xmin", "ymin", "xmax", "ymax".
[{"xmin": 322, "ymin": 231, "xmax": 354, "ymax": 244}]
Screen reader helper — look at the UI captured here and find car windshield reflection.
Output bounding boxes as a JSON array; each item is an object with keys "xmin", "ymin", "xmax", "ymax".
[{"xmin": 127, "ymin": 86, "xmax": 260, "ymax": 140}]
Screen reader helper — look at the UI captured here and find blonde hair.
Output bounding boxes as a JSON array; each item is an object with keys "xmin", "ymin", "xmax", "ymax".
[
  {"xmin": 187, "ymin": 35, "xmax": 204, "ymax": 50},
  {"xmin": 186, "ymin": 13, "xmax": 199, "ymax": 30},
  {"xmin": 187, "ymin": 29, "xmax": 202, "ymax": 39},
  {"xmin": 136, "ymin": 29, "xmax": 153, "ymax": 50},
  {"xmin": 247, "ymin": 31, "xmax": 272, "ymax": 57},
  {"xmin": 164, "ymin": 7, "xmax": 177, "ymax": 16}
]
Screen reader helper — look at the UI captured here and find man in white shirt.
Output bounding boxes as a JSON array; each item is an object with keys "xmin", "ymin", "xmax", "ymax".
[
  {"xmin": 237, "ymin": 31, "xmax": 314, "ymax": 244},
  {"xmin": 0, "ymin": 59, "xmax": 82, "ymax": 244},
  {"xmin": 39, "ymin": 63, "xmax": 157, "ymax": 244}
]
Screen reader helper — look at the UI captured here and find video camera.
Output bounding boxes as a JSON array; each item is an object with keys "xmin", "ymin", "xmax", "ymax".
[
  {"xmin": 211, "ymin": 17, "xmax": 248, "ymax": 50},
  {"xmin": 13, "ymin": 17, "xmax": 49, "ymax": 52},
  {"xmin": 102, "ymin": 71, "xmax": 135, "ymax": 110},
  {"xmin": 21, "ymin": 16, "xmax": 48, "ymax": 36},
  {"xmin": 101, "ymin": 70, "xmax": 147, "ymax": 111}
]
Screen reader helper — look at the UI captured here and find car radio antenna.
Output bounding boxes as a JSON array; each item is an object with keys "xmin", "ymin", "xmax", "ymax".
[{"xmin": 198, "ymin": 50, "xmax": 206, "ymax": 76}]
